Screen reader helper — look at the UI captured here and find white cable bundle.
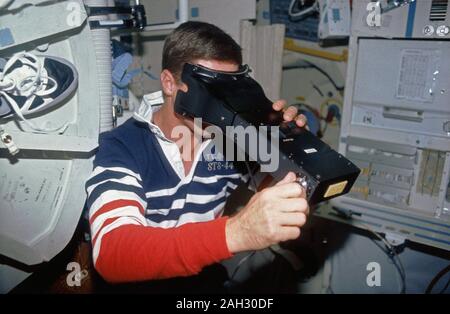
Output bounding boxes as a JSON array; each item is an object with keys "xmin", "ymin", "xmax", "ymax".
[{"xmin": 288, "ymin": 0, "xmax": 319, "ymax": 20}]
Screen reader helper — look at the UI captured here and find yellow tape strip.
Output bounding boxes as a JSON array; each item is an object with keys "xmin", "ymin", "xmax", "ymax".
[{"xmin": 284, "ymin": 39, "xmax": 348, "ymax": 62}]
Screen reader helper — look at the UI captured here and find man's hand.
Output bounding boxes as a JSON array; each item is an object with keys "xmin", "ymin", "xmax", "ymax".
[
  {"xmin": 226, "ymin": 172, "xmax": 309, "ymax": 253},
  {"xmin": 272, "ymin": 100, "xmax": 307, "ymax": 127}
]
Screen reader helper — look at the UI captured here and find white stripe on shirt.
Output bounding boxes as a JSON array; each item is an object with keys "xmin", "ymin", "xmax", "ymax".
[
  {"xmin": 86, "ymin": 175, "xmax": 142, "ymax": 195},
  {"xmin": 89, "ymin": 190, "xmax": 147, "ymax": 220},
  {"xmin": 92, "ymin": 216, "xmax": 143, "ymax": 264},
  {"xmin": 145, "ymin": 173, "xmax": 242, "ymax": 198},
  {"xmin": 146, "ymin": 200, "xmax": 226, "ymax": 229},
  {"xmin": 91, "ymin": 205, "xmax": 147, "ymax": 240},
  {"xmin": 89, "ymin": 166, "xmax": 142, "ymax": 182},
  {"xmin": 146, "ymin": 184, "xmax": 229, "ymax": 215}
]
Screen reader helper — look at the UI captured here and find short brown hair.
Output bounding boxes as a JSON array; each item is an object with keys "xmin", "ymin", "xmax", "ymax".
[{"xmin": 162, "ymin": 21, "xmax": 242, "ymax": 80}]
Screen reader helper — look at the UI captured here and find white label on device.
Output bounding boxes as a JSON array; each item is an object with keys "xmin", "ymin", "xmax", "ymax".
[
  {"xmin": 304, "ymin": 148, "xmax": 318, "ymax": 154},
  {"xmin": 396, "ymin": 49, "xmax": 440, "ymax": 103}
]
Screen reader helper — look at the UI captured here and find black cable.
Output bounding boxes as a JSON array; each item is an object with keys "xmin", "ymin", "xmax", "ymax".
[
  {"xmin": 311, "ymin": 82, "xmax": 324, "ymax": 97},
  {"xmin": 425, "ymin": 264, "xmax": 450, "ymax": 294},
  {"xmin": 244, "ymin": 161, "xmax": 258, "ymax": 194},
  {"xmin": 228, "ymin": 251, "xmax": 257, "ymax": 285},
  {"xmin": 331, "ymin": 207, "xmax": 407, "ymax": 293},
  {"xmin": 283, "ymin": 61, "xmax": 345, "ymax": 91},
  {"xmin": 224, "ymin": 161, "xmax": 258, "ymax": 288},
  {"xmin": 367, "ymin": 233, "xmax": 406, "ymax": 294},
  {"xmin": 439, "ymin": 276, "xmax": 450, "ymax": 294}
]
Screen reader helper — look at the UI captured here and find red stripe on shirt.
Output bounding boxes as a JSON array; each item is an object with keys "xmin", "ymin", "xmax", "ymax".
[
  {"xmin": 94, "ymin": 216, "xmax": 232, "ymax": 283},
  {"xmin": 89, "ymin": 199, "xmax": 145, "ymax": 225},
  {"xmin": 92, "ymin": 216, "xmax": 122, "ymax": 246}
]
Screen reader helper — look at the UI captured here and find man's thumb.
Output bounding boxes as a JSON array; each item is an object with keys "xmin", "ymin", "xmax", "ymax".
[{"xmin": 275, "ymin": 172, "xmax": 297, "ymax": 186}]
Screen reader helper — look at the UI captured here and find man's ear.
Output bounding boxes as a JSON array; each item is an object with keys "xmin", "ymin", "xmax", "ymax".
[
  {"xmin": 161, "ymin": 69, "xmax": 188, "ymax": 98},
  {"xmin": 161, "ymin": 69, "xmax": 177, "ymax": 97}
]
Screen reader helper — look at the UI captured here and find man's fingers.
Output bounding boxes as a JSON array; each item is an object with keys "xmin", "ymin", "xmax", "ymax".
[
  {"xmin": 295, "ymin": 114, "xmax": 307, "ymax": 127},
  {"xmin": 272, "ymin": 100, "xmax": 287, "ymax": 111},
  {"xmin": 279, "ymin": 226, "xmax": 301, "ymax": 242},
  {"xmin": 277, "ymin": 212, "xmax": 307, "ymax": 227},
  {"xmin": 266, "ymin": 182, "xmax": 304, "ymax": 199},
  {"xmin": 275, "ymin": 198, "xmax": 309, "ymax": 213},
  {"xmin": 273, "ymin": 102, "xmax": 309, "ymax": 129},
  {"xmin": 287, "ymin": 198, "xmax": 310, "ymax": 215},
  {"xmin": 283, "ymin": 106, "xmax": 298, "ymax": 122},
  {"xmin": 275, "ymin": 172, "xmax": 297, "ymax": 186},
  {"xmin": 299, "ymin": 184, "xmax": 307, "ymax": 199}
]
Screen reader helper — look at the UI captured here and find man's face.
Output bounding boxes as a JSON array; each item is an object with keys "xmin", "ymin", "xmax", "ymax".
[{"xmin": 177, "ymin": 59, "xmax": 239, "ymax": 134}]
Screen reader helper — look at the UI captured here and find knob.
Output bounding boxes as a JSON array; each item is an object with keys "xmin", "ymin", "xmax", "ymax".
[{"xmin": 444, "ymin": 121, "xmax": 450, "ymax": 136}]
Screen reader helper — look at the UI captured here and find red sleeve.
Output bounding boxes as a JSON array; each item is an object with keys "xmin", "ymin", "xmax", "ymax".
[{"xmin": 94, "ymin": 216, "xmax": 232, "ymax": 283}]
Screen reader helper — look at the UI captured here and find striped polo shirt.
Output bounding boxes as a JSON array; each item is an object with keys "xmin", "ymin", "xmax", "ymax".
[{"xmin": 85, "ymin": 94, "xmax": 248, "ymax": 258}]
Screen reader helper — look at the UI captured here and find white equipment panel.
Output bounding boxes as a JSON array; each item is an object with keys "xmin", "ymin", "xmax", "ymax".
[
  {"xmin": 316, "ymin": 0, "xmax": 450, "ymax": 251},
  {"xmin": 1, "ymin": 0, "xmax": 102, "ymax": 291}
]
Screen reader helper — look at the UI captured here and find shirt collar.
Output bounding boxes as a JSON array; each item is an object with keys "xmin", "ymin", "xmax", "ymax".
[
  {"xmin": 133, "ymin": 92, "xmax": 216, "ymax": 179},
  {"xmin": 133, "ymin": 91, "xmax": 173, "ymax": 142},
  {"xmin": 133, "ymin": 90, "xmax": 213, "ymax": 149}
]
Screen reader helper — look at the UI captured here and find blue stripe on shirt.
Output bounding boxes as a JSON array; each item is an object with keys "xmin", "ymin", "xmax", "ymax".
[
  {"xmin": 145, "ymin": 196, "xmax": 227, "ymax": 223},
  {"xmin": 86, "ymin": 117, "xmax": 246, "ymax": 227},
  {"xmin": 85, "ymin": 169, "xmax": 143, "ymax": 189},
  {"xmin": 87, "ymin": 181, "xmax": 146, "ymax": 208}
]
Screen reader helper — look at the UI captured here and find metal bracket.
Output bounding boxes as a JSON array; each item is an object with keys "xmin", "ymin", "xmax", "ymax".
[
  {"xmin": 0, "ymin": 126, "xmax": 19, "ymax": 156},
  {"xmin": 86, "ymin": 4, "xmax": 147, "ymax": 30},
  {"xmin": 375, "ymin": 0, "xmax": 416, "ymax": 14},
  {"xmin": 384, "ymin": 232, "xmax": 406, "ymax": 247}
]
